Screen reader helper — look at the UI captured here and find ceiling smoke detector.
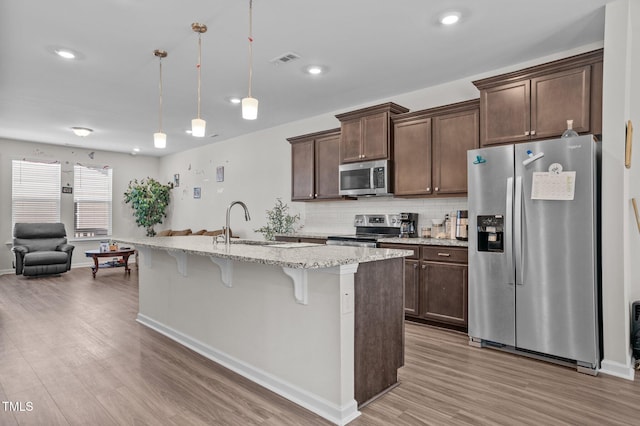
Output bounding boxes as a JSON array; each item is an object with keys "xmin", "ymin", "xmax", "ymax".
[{"xmin": 269, "ymin": 52, "xmax": 301, "ymax": 65}]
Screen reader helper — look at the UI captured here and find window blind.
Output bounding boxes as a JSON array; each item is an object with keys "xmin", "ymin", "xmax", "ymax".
[
  {"xmin": 11, "ymin": 160, "xmax": 61, "ymax": 226},
  {"xmin": 74, "ymin": 165, "xmax": 112, "ymax": 237}
]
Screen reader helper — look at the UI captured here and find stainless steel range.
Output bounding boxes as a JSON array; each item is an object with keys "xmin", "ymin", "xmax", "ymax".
[{"xmin": 326, "ymin": 213, "xmax": 418, "ymax": 247}]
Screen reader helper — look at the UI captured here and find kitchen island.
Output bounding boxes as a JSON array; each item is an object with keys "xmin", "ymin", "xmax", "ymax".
[{"xmin": 114, "ymin": 235, "xmax": 411, "ymax": 425}]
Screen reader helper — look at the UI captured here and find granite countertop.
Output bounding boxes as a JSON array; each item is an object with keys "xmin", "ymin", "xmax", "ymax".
[
  {"xmin": 114, "ymin": 235, "xmax": 412, "ymax": 270},
  {"xmin": 275, "ymin": 232, "xmax": 469, "ymax": 248},
  {"xmin": 378, "ymin": 237, "xmax": 469, "ymax": 248}
]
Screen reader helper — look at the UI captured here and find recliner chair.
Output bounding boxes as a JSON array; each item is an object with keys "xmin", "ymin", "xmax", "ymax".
[{"xmin": 13, "ymin": 223, "xmax": 74, "ymax": 276}]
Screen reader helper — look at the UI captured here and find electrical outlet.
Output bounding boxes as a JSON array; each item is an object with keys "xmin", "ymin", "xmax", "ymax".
[{"xmin": 342, "ymin": 291, "xmax": 353, "ymax": 314}]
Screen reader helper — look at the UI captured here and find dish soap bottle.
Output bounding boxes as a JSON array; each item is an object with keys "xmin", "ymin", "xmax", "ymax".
[{"xmin": 561, "ymin": 119, "xmax": 578, "ymax": 138}]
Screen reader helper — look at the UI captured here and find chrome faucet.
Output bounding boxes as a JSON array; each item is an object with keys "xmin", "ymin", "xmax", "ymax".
[{"xmin": 225, "ymin": 201, "xmax": 251, "ymax": 245}]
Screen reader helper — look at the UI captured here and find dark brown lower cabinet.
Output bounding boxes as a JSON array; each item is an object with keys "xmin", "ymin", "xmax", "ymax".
[
  {"xmin": 420, "ymin": 260, "xmax": 467, "ymax": 327},
  {"xmin": 404, "ymin": 259, "xmax": 420, "ymax": 316},
  {"xmin": 380, "ymin": 243, "xmax": 468, "ymax": 331}
]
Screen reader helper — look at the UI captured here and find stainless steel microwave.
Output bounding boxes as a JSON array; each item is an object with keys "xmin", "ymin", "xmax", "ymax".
[{"xmin": 339, "ymin": 159, "xmax": 392, "ymax": 197}]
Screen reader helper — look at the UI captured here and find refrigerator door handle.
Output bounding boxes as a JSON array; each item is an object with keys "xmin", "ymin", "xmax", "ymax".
[
  {"xmin": 505, "ymin": 177, "xmax": 514, "ymax": 285},
  {"xmin": 515, "ymin": 176, "xmax": 523, "ymax": 286}
]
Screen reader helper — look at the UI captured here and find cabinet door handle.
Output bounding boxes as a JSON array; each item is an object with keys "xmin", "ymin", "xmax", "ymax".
[
  {"xmin": 426, "ymin": 187, "xmax": 431, "ymax": 192},
  {"xmin": 413, "ymin": 264, "xmax": 418, "ymax": 269},
  {"xmin": 524, "ymin": 131, "xmax": 530, "ymax": 136},
  {"xmin": 421, "ymin": 265, "xmax": 427, "ymax": 269},
  {"xmin": 437, "ymin": 252, "xmax": 451, "ymax": 257},
  {"xmin": 309, "ymin": 193, "xmax": 313, "ymax": 197},
  {"xmin": 531, "ymin": 130, "xmax": 536, "ymax": 135},
  {"xmin": 314, "ymin": 193, "xmax": 318, "ymax": 197},
  {"xmin": 435, "ymin": 187, "xmax": 439, "ymax": 192}
]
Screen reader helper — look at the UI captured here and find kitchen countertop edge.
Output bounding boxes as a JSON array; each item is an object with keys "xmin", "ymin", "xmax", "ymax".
[{"xmin": 113, "ymin": 235, "xmax": 413, "ymax": 269}]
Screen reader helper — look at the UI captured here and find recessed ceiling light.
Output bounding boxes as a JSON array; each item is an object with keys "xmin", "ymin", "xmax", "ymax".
[
  {"xmin": 185, "ymin": 129, "xmax": 193, "ymax": 134},
  {"xmin": 55, "ymin": 49, "xmax": 77, "ymax": 59},
  {"xmin": 71, "ymin": 127, "xmax": 93, "ymax": 137},
  {"xmin": 133, "ymin": 147, "xmax": 140, "ymax": 152},
  {"xmin": 304, "ymin": 65, "xmax": 327, "ymax": 75},
  {"xmin": 229, "ymin": 97, "xmax": 242, "ymax": 104},
  {"xmin": 440, "ymin": 12, "xmax": 461, "ymax": 25}
]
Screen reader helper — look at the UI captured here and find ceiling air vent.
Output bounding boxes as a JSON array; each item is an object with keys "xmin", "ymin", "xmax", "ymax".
[{"xmin": 270, "ymin": 52, "xmax": 301, "ymax": 65}]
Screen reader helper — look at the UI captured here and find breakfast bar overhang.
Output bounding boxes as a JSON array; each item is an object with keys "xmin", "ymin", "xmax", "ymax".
[{"xmin": 115, "ymin": 236, "xmax": 411, "ymax": 425}]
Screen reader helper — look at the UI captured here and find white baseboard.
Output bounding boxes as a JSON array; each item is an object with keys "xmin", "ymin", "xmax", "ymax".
[
  {"xmin": 599, "ymin": 358, "xmax": 635, "ymax": 380},
  {"xmin": 136, "ymin": 313, "xmax": 360, "ymax": 426},
  {"xmin": 0, "ymin": 269, "xmax": 15, "ymax": 276}
]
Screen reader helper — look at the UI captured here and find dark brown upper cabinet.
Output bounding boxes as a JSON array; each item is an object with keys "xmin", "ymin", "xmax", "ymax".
[
  {"xmin": 392, "ymin": 99, "xmax": 479, "ymax": 197},
  {"xmin": 473, "ymin": 49, "xmax": 603, "ymax": 147},
  {"xmin": 336, "ymin": 102, "xmax": 409, "ymax": 164},
  {"xmin": 288, "ymin": 128, "xmax": 342, "ymax": 201}
]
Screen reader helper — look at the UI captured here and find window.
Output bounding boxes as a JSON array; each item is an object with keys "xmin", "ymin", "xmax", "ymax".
[
  {"xmin": 74, "ymin": 165, "xmax": 112, "ymax": 238},
  {"xmin": 12, "ymin": 160, "xmax": 61, "ymax": 227}
]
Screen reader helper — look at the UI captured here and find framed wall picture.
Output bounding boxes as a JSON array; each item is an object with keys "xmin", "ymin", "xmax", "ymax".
[
  {"xmin": 174, "ymin": 173, "xmax": 180, "ymax": 187},
  {"xmin": 216, "ymin": 166, "xmax": 224, "ymax": 182},
  {"xmin": 193, "ymin": 187, "xmax": 201, "ymax": 199}
]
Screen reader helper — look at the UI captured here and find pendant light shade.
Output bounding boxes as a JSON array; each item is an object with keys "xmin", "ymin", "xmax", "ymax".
[
  {"xmin": 191, "ymin": 118, "xmax": 206, "ymax": 137},
  {"xmin": 192, "ymin": 23, "xmax": 207, "ymax": 137},
  {"xmin": 242, "ymin": 0, "xmax": 258, "ymax": 120},
  {"xmin": 241, "ymin": 97, "xmax": 258, "ymax": 120},
  {"xmin": 153, "ymin": 49, "xmax": 167, "ymax": 149},
  {"xmin": 154, "ymin": 132, "xmax": 167, "ymax": 149}
]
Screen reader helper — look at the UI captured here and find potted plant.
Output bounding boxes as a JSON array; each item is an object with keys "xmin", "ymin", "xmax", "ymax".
[
  {"xmin": 255, "ymin": 198, "xmax": 300, "ymax": 241},
  {"xmin": 123, "ymin": 177, "xmax": 173, "ymax": 237}
]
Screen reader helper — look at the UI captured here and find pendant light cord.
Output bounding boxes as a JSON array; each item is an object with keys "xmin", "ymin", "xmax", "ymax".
[
  {"xmin": 158, "ymin": 56, "xmax": 164, "ymax": 132},
  {"xmin": 197, "ymin": 33, "xmax": 202, "ymax": 119},
  {"xmin": 247, "ymin": 0, "xmax": 253, "ymax": 98}
]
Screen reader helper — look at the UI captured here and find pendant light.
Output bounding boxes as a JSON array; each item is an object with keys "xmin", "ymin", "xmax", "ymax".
[
  {"xmin": 153, "ymin": 49, "xmax": 167, "ymax": 149},
  {"xmin": 242, "ymin": 0, "xmax": 258, "ymax": 120},
  {"xmin": 192, "ymin": 23, "xmax": 207, "ymax": 137}
]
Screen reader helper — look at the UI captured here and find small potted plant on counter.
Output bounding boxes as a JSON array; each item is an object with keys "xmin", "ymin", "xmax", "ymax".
[{"xmin": 255, "ymin": 198, "xmax": 300, "ymax": 241}]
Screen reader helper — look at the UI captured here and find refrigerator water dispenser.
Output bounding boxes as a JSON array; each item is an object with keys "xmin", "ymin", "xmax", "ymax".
[{"xmin": 476, "ymin": 215, "xmax": 504, "ymax": 252}]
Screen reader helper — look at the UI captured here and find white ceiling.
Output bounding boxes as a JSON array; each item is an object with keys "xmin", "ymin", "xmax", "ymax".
[{"xmin": 0, "ymin": 0, "xmax": 611, "ymax": 157}]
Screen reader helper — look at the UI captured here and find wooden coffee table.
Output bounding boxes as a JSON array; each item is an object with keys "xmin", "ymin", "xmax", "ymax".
[{"xmin": 85, "ymin": 248, "xmax": 136, "ymax": 278}]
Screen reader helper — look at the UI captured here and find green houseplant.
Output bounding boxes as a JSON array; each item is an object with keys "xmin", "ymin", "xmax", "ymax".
[
  {"xmin": 123, "ymin": 177, "xmax": 173, "ymax": 237},
  {"xmin": 255, "ymin": 198, "xmax": 300, "ymax": 241}
]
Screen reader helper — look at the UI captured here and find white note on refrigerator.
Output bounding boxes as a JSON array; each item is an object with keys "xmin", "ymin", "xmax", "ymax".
[{"xmin": 531, "ymin": 171, "xmax": 576, "ymax": 200}]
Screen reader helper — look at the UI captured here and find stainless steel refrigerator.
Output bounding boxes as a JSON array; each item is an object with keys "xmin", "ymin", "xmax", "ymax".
[{"xmin": 467, "ymin": 135, "xmax": 600, "ymax": 374}]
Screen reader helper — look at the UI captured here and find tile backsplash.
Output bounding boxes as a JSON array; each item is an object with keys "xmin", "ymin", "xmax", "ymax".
[{"xmin": 298, "ymin": 197, "xmax": 468, "ymax": 234}]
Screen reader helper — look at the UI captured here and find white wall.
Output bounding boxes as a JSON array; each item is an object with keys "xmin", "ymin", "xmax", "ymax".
[
  {"xmin": 0, "ymin": 138, "xmax": 159, "ymax": 273},
  {"xmin": 627, "ymin": 2, "xmax": 640, "ymax": 315},
  {"xmin": 599, "ymin": 0, "xmax": 640, "ymax": 378}
]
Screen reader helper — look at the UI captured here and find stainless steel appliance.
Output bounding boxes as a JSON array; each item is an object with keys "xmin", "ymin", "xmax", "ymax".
[
  {"xmin": 399, "ymin": 212, "xmax": 419, "ymax": 238},
  {"xmin": 338, "ymin": 160, "xmax": 392, "ymax": 197},
  {"xmin": 467, "ymin": 135, "xmax": 600, "ymax": 374},
  {"xmin": 327, "ymin": 214, "xmax": 406, "ymax": 247},
  {"xmin": 455, "ymin": 210, "xmax": 468, "ymax": 241}
]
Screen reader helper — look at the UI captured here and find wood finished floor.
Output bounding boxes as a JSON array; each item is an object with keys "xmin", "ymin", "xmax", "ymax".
[{"xmin": 0, "ymin": 268, "xmax": 638, "ymax": 426}]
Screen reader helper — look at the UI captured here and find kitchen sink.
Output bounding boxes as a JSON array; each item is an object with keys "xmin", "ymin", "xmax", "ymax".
[
  {"xmin": 228, "ymin": 239, "xmax": 285, "ymax": 246},
  {"xmin": 228, "ymin": 240, "xmax": 320, "ymax": 248}
]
